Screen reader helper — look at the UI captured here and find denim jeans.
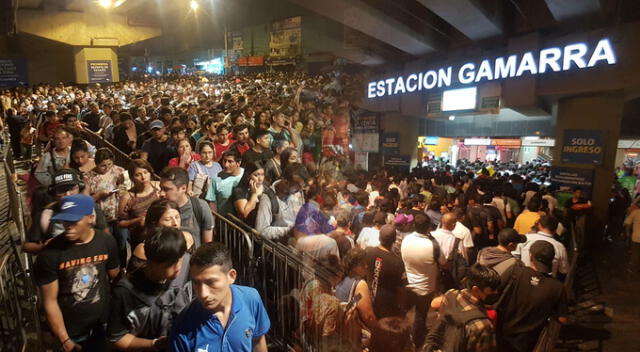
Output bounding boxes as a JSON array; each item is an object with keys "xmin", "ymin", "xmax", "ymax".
[{"xmin": 409, "ymin": 290, "xmax": 435, "ymax": 349}]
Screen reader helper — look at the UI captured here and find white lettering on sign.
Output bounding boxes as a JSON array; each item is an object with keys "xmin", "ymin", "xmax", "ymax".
[{"xmin": 367, "ymin": 38, "xmax": 617, "ymax": 99}]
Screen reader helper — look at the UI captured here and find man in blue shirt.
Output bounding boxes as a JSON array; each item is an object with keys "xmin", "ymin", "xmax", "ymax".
[{"xmin": 169, "ymin": 243, "xmax": 270, "ymax": 352}]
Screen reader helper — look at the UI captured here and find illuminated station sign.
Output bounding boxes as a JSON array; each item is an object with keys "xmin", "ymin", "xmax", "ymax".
[{"xmin": 367, "ymin": 39, "xmax": 617, "ymax": 99}]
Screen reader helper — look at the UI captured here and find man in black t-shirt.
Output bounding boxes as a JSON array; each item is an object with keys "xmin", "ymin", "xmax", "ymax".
[
  {"xmin": 35, "ymin": 194, "xmax": 120, "ymax": 351},
  {"xmin": 82, "ymin": 102, "xmax": 102, "ymax": 133},
  {"xmin": 141, "ymin": 120, "xmax": 177, "ymax": 174},
  {"xmin": 241, "ymin": 129, "xmax": 273, "ymax": 167},
  {"xmin": 108, "ymin": 227, "xmax": 191, "ymax": 351},
  {"xmin": 364, "ymin": 224, "xmax": 406, "ymax": 319},
  {"xmin": 497, "ymin": 241, "xmax": 568, "ymax": 351}
]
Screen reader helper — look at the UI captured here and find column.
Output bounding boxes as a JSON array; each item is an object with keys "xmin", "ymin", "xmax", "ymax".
[{"xmin": 552, "ymin": 92, "xmax": 624, "ymax": 230}]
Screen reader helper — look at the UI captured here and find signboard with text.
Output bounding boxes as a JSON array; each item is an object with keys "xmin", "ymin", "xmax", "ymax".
[
  {"xmin": 560, "ymin": 129, "xmax": 604, "ymax": 165},
  {"xmin": 550, "ymin": 166, "xmax": 594, "ymax": 196},
  {"xmin": 352, "ymin": 113, "xmax": 379, "ymax": 152},
  {"xmin": 382, "ymin": 133, "xmax": 400, "ymax": 155},
  {"xmin": 87, "ymin": 60, "xmax": 112, "ymax": 83},
  {"xmin": 0, "ymin": 59, "xmax": 28, "ymax": 88},
  {"xmin": 384, "ymin": 155, "xmax": 411, "ymax": 173}
]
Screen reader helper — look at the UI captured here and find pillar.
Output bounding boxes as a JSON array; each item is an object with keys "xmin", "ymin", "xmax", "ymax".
[
  {"xmin": 552, "ymin": 92, "xmax": 624, "ymax": 228},
  {"xmin": 73, "ymin": 47, "xmax": 119, "ymax": 84}
]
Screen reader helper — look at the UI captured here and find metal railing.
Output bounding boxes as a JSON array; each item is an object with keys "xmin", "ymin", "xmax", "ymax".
[
  {"xmin": 0, "ymin": 132, "xmax": 41, "ymax": 351},
  {"xmin": 219, "ymin": 213, "xmax": 343, "ymax": 352},
  {"xmin": 79, "ymin": 129, "xmax": 133, "ymax": 171}
]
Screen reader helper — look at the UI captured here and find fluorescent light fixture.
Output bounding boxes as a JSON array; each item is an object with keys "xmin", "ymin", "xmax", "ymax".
[{"xmin": 442, "ymin": 87, "xmax": 477, "ymax": 111}]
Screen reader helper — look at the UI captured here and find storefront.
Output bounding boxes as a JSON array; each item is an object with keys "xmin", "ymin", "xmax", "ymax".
[{"xmin": 425, "ymin": 136, "xmax": 555, "ymax": 164}]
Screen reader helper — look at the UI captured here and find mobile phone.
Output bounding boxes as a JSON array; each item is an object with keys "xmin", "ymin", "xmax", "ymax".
[{"xmin": 345, "ymin": 293, "xmax": 362, "ymax": 312}]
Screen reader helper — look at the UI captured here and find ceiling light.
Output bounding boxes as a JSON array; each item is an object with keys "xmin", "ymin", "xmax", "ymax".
[
  {"xmin": 190, "ymin": 0, "xmax": 199, "ymax": 10},
  {"xmin": 98, "ymin": 0, "xmax": 113, "ymax": 8}
]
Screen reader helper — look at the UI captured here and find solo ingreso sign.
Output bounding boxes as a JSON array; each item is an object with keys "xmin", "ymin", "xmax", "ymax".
[{"xmin": 367, "ymin": 38, "xmax": 616, "ymax": 99}]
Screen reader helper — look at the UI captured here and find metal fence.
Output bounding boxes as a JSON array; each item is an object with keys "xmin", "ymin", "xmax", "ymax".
[
  {"xmin": 218, "ymin": 213, "xmax": 343, "ymax": 352},
  {"xmin": 0, "ymin": 134, "xmax": 41, "ymax": 352},
  {"xmin": 79, "ymin": 129, "xmax": 133, "ymax": 171}
]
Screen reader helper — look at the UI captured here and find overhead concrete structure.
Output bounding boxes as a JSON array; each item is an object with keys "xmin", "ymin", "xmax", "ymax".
[
  {"xmin": 16, "ymin": 10, "xmax": 161, "ymax": 47},
  {"xmin": 416, "ymin": 0, "xmax": 503, "ymax": 40},
  {"xmin": 544, "ymin": 0, "xmax": 601, "ymax": 21},
  {"xmin": 287, "ymin": 0, "xmax": 443, "ymax": 56}
]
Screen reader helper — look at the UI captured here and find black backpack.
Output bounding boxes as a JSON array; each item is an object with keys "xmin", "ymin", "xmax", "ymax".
[
  {"xmin": 423, "ymin": 290, "xmax": 488, "ymax": 352},
  {"xmin": 443, "ymin": 238, "xmax": 469, "ymax": 290},
  {"xmin": 116, "ymin": 278, "xmax": 193, "ymax": 338}
]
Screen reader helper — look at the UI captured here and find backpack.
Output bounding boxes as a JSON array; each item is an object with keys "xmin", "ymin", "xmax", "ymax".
[
  {"xmin": 116, "ymin": 277, "xmax": 193, "ymax": 338},
  {"xmin": 423, "ymin": 290, "xmax": 488, "ymax": 352},
  {"xmin": 191, "ymin": 162, "xmax": 210, "ymax": 199},
  {"xmin": 443, "ymin": 238, "xmax": 469, "ymax": 290}
]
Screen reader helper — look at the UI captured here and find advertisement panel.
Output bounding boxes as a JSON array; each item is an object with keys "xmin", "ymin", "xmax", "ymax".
[
  {"xmin": 382, "ymin": 133, "xmax": 400, "ymax": 155},
  {"xmin": 560, "ymin": 129, "xmax": 604, "ymax": 165},
  {"xmin": 270, "ymin": 16, "xmax": 301, "ymax": 58},
  {"xmin": 550, "ymin": 166, "xmax": 594, "ymax": 196},
  {"xmin": 0, "ymin": 58, "xmax": 28, "ymax": 87},
  {"xmin": 384, "ymin": 155, "xmax": 411, "ymax": 173},
  {"xmin": 87, "ymin": 60, "xmax": 112, "ymax": 83},
  {"xmin": 352, "ymin": 113, "xmax": 379, "ymax": 152}
]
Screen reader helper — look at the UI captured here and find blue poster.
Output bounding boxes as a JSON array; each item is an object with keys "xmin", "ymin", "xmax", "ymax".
[
  {"xmin": 550, "ymin": 166, "xmax": 594, "ymax": 197},
  {"xmin": 0, "ymin": 59, "xmax": 28, "ymax": 88},
  {"xmin": 382, "ymin": 133, "xmax": 400, "ymax": 155},
  {"xmin": 560, "ymin": 129, "xmax": 604, "ymax": 165},
  {"xmin": 87, "ymin": 60, "xmax": 113, "ymax": 83}
]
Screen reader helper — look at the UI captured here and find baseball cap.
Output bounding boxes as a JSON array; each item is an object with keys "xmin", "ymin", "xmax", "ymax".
[
  {"xmin": 530, "ymin": 240, "xmax": 555, "ymax": 274},
  {"xmin": 51, "ymin": 194, "xmax": 95, "ymax": 223},
  {"xmin": 498, "ymin": 228, "xmax": 526, "ymax": 246},
  {"xmin": 53, "ymin": 169, "xmax": 82, "ymax": 188},
  {"xmin": 149, "ymin": 120, "xmax": 165, "ymax": 130}
]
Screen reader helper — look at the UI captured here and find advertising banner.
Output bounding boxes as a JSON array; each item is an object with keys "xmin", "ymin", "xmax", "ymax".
[
  {"xmin": 270, "ymin": 16, "xmax": 301, "ymax": 58},
  {"xmin": 0, "ymin": 58, "xmax": 28, "ymax": 88},
  {"xmin": 87, "ymin": 60, "xmax": 112, "ymax": 83},
  {"xmin": 560, "ymin": 129, "xmax": 604, "ymax": 165},
  {"xmin": 550, "ymin": 166, "xmax": 594, "ymax": 196},
  {"xmin": 352, "ymin": 113, "xmax": 379, "ymax": 152}
]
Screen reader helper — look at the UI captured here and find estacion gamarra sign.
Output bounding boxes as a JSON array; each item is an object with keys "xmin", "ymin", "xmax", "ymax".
[{"xmin": 367, "ymin": 38, "xmax": 616, "ymax": 99}]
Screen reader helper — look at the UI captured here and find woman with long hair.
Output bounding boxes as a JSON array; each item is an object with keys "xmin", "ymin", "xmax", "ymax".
[
  {"xmin": 118, "ymin": 159, "xmax": 159, "ymax": 247},
  {"xmin": 128, "ymin": 199, "xmax": 195, "ymax": 285},
  {"xmin": 334, "ymin": 247, "xmax": 378, "ymax": 347},
  {"xmin": 168, "ymin": 138, "xmax": 201, "ymax": 169},
  {"xmin": 280, "ymin": 147, "xmax": 300, "ymax": 173},
  {"xmin": 232, "ymin": 161, "xmax": 271, "ymax": 228},
  {"xmin": 69, "ymin": 138, "xmax": 95, "ymax": 174},
  {"xmin": 187, "ymin": 141, "xmax": 222, "ymax": 198}
]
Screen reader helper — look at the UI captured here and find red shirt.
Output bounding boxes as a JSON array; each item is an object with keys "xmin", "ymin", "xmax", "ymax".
[
  {"xmin": 168, "ymin": 153, "xmax": 201, "ymax": 169},
  {"xmin": 214, "ymin": 142, "xmax": 231, "ymax": 160}
]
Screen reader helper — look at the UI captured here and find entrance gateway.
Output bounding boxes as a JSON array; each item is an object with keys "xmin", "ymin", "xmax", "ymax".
[{"xmin": 367, "ymin": 38, "xmax": 617, "ymax": 99}]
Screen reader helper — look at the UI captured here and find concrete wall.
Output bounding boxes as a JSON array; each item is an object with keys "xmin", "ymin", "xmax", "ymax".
[{"xmin": 11, "ymin": 34, "xmax": 75, "ymax": 84}]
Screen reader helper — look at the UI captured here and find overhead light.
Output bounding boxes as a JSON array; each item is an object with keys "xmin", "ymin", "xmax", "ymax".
[
  {"xmin": 448, "ymin": 115, "xmax": 455, "ymax": 121},
  {"xmin": 97, "ymin": 0, "xmax": 126, "ymax": 8},
  {"xmin": 190, "ymin": 0, "xmax": 199, "ymax": 10}
]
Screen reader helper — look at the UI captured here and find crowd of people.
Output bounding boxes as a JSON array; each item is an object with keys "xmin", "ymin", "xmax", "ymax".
[{"xmin": 0, "ymin": 71, "xmax": 633, "ymax": 352}]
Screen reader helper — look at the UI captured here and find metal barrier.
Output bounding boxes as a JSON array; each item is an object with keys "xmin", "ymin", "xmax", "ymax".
[
  {"xmin": 221, "ymin": 213, "xmax": 342, "ymax": 352},
  {"xmin": 211, "ymin": 211, "xmax": 257, "ymax": 287},
  {"xmin": 0, "ymin": 132, "xmax": 41, "ymax": 351}
]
